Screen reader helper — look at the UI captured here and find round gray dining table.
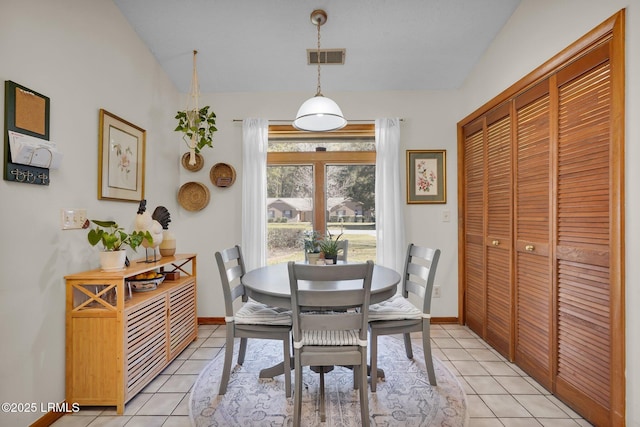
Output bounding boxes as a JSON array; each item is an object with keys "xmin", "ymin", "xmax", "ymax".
[
  {"xmin": 241, "ymin": 261, "xmax": 401, "ymax": 380},
  {"xmin": 242, "ymin": 261, "xmax": 401, "ymax": 309}
]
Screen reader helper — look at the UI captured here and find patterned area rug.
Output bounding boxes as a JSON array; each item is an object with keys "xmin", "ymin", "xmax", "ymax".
[{"xmin": 190, "ymin": 335, "xmax": 468, "ymax": 426}]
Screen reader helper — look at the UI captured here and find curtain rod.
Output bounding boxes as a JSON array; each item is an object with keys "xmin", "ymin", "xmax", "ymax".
[{"xmin": 231, "ymin": 119, "xmax": 403, "ymax": 123}]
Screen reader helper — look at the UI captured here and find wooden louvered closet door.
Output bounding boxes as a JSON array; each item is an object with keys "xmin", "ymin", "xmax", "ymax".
[
  {"xmin": 554, "ymin": 42, "xmax": 613, "ymax": 426},
  {"xmin": 462, "ymin": 120, "xmax": 485, "ymax": 336},
  {"xmin": 459, "ymin": 11, "xmax": 624, "ymax": 426},
  {"xmin": 513, "ymin": 81, "xmax": 553, "ymax": 389},
  {"xmin": 484, "ymin": 105, "xmax": 513, "ymax": 358}
]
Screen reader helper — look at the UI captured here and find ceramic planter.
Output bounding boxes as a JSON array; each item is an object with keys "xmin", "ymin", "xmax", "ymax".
[{"xmin": 99, "ymin": 250, "xmax": 127, "ymax": 271}]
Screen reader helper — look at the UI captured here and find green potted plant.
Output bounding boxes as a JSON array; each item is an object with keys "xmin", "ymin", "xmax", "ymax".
[
  {"xmin": 303, "ymin": 230, "xmax": 322, "ymax": 264},
  {"xmin": 87, "ymin": 219, "xmax": 153, "ymax": 271},
  {"xmin": 175, "ymin": 105, "xmax": 217, "ymax": 167},
  {"xmin": 318, "ymin": 231, "xmax": 343, "ymax": 265}
]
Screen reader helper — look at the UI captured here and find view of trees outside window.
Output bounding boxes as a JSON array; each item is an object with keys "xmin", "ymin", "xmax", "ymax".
[{"xmin": 267, "ymin": 138, "xmax": 376, "ymax": 265}]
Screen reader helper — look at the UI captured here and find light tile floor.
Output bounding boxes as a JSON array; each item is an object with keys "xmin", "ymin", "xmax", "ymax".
[{"xmin": 51, "ymin": 324, "xmax": 592, "ymax": 426}]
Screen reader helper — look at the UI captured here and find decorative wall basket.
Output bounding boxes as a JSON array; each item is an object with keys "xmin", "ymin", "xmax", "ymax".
[
  {"xmin": 210, "ymin": 162, "xmax": 236, "ymax": 188},
  {"xmin": 181, "ymin": 152, "xmax": 204, "ymax": 172},
  {"xmin": 178, "ymin": 181, "xmax": 210, "ymax": 211}
]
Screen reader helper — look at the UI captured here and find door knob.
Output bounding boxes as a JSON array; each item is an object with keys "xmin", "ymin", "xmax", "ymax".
[
  {"xmin": 525, "ymin": 245, "xmax": 535, "ymax": 251},
  {"xmin": 492, "ymin": 240, "xmax": 499, "ymax": 246}
]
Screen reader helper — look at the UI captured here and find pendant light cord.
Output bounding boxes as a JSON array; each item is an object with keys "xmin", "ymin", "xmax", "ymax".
[{"xmin": 316, "ymin": 21, "xmax": 322, "ymax": 96}]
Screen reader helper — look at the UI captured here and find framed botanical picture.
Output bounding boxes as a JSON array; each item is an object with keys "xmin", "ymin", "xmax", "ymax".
[
  {"xmin": 406, "ymin": 149, "xmax": 446, "ymax": 204},
  {"xmin": 98, "ymin": 109, "xmax": 146, "ymax": 201}
]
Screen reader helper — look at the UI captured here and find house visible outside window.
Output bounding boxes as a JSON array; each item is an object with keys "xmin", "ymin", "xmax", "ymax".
[{"xmin": 266, "ymin": 124, "xmax": 376, "ymax": 264}]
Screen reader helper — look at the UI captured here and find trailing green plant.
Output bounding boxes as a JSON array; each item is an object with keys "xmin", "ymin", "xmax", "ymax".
[
  {"xmin": 302, "ymin": 230, "xmax": 321, "ymax": 254},
  {"xmin": 318, "ymin": 231, "xmax": 343, "ymax": 258},
  {"xmin": 174, "ymin": 106, "xmax": 217, "ymax": 153},
  {"xmin": 87, "ymin": 219, "xmax": 152, "ymax": 251}
]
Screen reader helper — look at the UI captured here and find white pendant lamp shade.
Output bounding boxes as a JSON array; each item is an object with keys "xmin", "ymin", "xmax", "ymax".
[
  {"xmin": 294, "ymin": 9, "xmax": 346, "ymax": 132},
  {"xmin": 293, "ymin": 95, "xmax": 347, "ymax": 132}
]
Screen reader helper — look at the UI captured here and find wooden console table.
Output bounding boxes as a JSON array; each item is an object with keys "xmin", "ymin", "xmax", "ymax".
[{"xmin": 65, "ymin": 254, "xmax": 197, "ymax": 414}]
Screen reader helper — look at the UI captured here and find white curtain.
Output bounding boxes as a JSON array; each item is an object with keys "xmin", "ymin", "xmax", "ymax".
[
  {"xmin": 241, "ymin": 118, "xmax": 269, "ymax": 271},
  {"xmin": 375, "ymin": 118, "xmax": 406, "ymax": 273}
]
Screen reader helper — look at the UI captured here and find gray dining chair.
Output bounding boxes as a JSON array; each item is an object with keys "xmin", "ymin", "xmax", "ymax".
[
  {"xmin": 336, "ymin": 239, "xmax": 349, "ymax": 262},
  {"xmin": 215, "ymin": 245, "xmax": 292, "ymax": 397},
  {"xmin": 288, "ymin": 260, "xmax": 374, "ymax": 427},
  {"xmin": 368, "ymin": 244, "xmax": 441, "ymax": 391}
]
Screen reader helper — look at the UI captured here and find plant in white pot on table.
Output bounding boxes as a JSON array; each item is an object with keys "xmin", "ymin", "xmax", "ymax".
[
  {"xmin": 303, "ymin": 230, "xmax": 322, "ymax": 264},
  {"xmin": 87, "ymin": 219, "xmax": 153, "ymax": 271}
]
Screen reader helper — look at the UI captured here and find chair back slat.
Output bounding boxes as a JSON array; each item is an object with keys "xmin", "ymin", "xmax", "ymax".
[
  {"xmin": 298, "ymin": 288, "xmax": 364, "ymax": 308},
  {"xmin": 405, "ymin": 279, "xmax": 426, "ymax": 299},
  {"xmin": 300, "ymin": 313, "xmax": 363, "ymax": 331},
  {"xmin": 226, "ymin": 263, "xmax": 243, "ymax": 283}
]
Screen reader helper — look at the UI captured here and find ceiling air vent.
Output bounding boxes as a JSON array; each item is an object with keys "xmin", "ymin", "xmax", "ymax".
[{"xmin": 307, "ymin": 49, "xmax": 346, "ymax": 65}]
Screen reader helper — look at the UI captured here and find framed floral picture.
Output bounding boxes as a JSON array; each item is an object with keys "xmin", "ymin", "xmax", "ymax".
[
  {"xmin": 98, "ymin": 109, "xmax": 146, "ymax": 201},
  {"xmin": 406, "ymin": 149, "xmax": 446, "ymax": 204}
]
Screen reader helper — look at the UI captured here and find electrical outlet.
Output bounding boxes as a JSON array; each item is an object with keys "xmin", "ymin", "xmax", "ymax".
[
  {"xmin": 433, "ymin": 286, "xmax": 441, "ymax": 298},
  {"xmin": 61, "ymin": 208, "xmax": 87, "ymax": 230},
  {"xmin": 441, "ymin": 209, "xmax": 451, "ymax": 222}
]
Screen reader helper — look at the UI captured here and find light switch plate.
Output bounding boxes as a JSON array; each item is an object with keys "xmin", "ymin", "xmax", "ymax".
[{"xmin": 61, "ymin": 208, "xmax": 87, "ymax": 230}]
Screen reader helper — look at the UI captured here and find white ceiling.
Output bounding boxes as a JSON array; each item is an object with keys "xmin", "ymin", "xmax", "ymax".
[{"xmin": 113, "ymin": 0, "xmax": 522, "ymax": 94}]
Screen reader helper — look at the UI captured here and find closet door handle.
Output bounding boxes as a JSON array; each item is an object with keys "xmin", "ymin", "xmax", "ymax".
[
  {"xmin": 525, "ymin": 245, "xmax": 535, "ymax": 252},
  {"xmin": 492, "ymin": 240, "xmax": 500, "ymax": 246}
]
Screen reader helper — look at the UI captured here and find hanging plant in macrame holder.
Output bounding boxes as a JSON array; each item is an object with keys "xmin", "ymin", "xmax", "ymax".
[{"xmin": 175, "ymin": 50, "xmax": 218, "ymax": 166}]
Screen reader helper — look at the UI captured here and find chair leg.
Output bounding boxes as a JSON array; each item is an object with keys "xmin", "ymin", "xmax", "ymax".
[
  {"xmin": 237, "ymin": 337, "xmax": 248, "ymax": 365},
  {"xmin": 353, "ymin": 365, "xmax": 359, "ymax": 390},
  {"xmin": 369, "ymin": 329, "xmax": 378, "ymax": 392},
  {"xmin": 218, "ymin": 329, "xmax": 235, "ymax": 395},
  {"xmin": 283, "ymin": 335, "xmax": 292, "ymax": 398},
  {"xmin": 359, "ymin": 349, "xmax": 370, "ymax": 427},
  {"xmin": 403, "ymin": 332, "xmax": 414, "ymax": 359},
  {"xmin": 422, "ymin": 323, "xmax": 437, "ymax": 386},
  {"xmin": 319, "ymin": 370, "xmax": 326, "ymax": 422},
  {"xmin": 293, "ymin": 351, "xmax": 303, "ymax": 427}
]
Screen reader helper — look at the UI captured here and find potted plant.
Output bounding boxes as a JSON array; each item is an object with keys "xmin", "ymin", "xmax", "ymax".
[
  {"xmin": 318, "ymin": 231, "xmax": 343, "ymax": 265},
  {"xmin": 175, "ymin": 105, "xmax": 217, "ymax": 167},
  {"xmin": 302, "ymin": 230, "xmax": 322, "ymax": 264},
  {"xmin": 87, "ymin": 219, "xmax": 153, "ymax": 271}
]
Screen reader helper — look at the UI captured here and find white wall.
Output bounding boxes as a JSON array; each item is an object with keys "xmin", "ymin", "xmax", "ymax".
[
  {"xmin": 460, "ymin": 1, "xmax": 638, "ymax": 424},
  {"xmin": 0, "ymin": 1, "xmax": 180, "ymax": 425}
]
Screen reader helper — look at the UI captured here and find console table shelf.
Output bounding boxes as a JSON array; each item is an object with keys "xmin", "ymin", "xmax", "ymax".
[{"xmin": 65, "ymin": 254, "xmax": 197, "ymax": 414}]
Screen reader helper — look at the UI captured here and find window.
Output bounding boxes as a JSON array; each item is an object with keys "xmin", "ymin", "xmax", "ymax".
[{"xmin": 267, "ymin": 125, "xmax": 376, "ymax": 264}]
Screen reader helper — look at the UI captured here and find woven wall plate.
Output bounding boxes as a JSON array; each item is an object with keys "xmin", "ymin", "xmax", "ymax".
[
  {"xmin": 181, "ymin": 152, "xmax": 204, "ymax": 172},
  {"xmin": 178, "ymin": 181, "xmax": 210, "ymax": 211},
  {"xmin": 210, "ymin": 162, "xmax": 236, "ymax": 188}
]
